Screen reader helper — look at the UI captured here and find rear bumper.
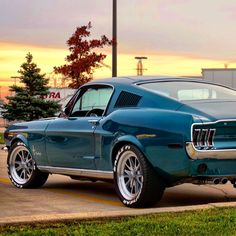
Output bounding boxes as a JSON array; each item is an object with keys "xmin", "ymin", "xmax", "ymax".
[{"xmin": 186, "ymin": 142, "xmax": 236, "ymax": 160}]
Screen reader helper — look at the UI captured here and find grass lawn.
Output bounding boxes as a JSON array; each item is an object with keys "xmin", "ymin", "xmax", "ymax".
[{"xmin": 0, "ymin": 207, "xmax": 236, "ymax": 236}]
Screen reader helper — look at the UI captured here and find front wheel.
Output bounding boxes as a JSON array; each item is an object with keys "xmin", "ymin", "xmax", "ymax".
[
  {"xmin": 7, "ymin": 142, "xmax": 49, "ymax": 188},
  {"xmin": 114, "ymin": 144, "xmax": 165, "ymax": 208}
]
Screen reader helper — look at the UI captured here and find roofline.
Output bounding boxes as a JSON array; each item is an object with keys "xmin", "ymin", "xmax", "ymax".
[
  {"xmin": 85, "ymin": 75, "xmax": 205, "ymax": 86},
  {"xmin": 202, "ymin": 68, "xmax": 236, "ymax": 71}
]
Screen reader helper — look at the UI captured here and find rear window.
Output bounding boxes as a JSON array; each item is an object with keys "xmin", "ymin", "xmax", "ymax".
[{"xmin": 139, "ymin": 81, "xmax": 236, "ymax": 101}]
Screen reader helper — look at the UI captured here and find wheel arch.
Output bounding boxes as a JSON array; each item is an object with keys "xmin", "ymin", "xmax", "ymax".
[
  {"xmin": 10, "ymin": 134, "xmax": 28, "ymax": 148},
  {"xmin": 111, "ymin": 135, "xmax": 169, "ymax": 184},
  {"xmin": 111, "ymin": 135, "xmax": 145, "ymax": 165}
]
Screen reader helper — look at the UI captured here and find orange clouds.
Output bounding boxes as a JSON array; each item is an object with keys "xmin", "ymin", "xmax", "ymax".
[
  {"xmin": 0, "ymin": 42, "xmax": 67, "ymax": 83},
  {"xmin": 0, "ymin": 41, "xmax": 235, "ymax": 89}
]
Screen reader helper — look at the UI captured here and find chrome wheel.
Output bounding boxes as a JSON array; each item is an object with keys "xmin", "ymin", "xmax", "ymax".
[
  {"xmin": 9, "ymin": 145, "xmax": 34, "ymax": 185},
  {"xmin": 116, "ymin": 150, "xmax": 143, "ymax": 200},
  {"xmin": 114, "ymin": 145, "xmax": 165, "ymax": 208}
]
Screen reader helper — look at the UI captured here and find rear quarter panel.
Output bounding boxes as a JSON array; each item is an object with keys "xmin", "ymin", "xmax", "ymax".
[{"xmin": 97, "ymin": 108, "xmax": 198, "ymax": 179}]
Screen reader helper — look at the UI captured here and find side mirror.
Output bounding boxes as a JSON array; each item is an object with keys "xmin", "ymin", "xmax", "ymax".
[
  {"xmin": 64, "ymin": 106, "xmax": 71, "ymax": 116},
  {"xmin": 58, "ymin": 106, "xmax": 70, "ymax": 118}
]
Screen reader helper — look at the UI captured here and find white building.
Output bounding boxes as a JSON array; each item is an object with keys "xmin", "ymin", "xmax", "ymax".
[
  {"xmin": 44, "ymin": 88, "xmax": 77, "ymax": 107},
  {"xmin": 202, "ymin": 68, "xmax": 236, "ymax": 89}
]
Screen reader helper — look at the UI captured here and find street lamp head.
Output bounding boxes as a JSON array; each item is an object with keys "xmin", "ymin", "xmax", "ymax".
[{"xmin": 135, "ymin": 57, "xmax": 148, "ymax": 60}]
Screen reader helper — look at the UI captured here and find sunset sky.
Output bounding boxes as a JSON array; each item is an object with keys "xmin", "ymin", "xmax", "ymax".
[{"xmin": 1, "ymin": 0, "xmax": 236, "ymax": 92}]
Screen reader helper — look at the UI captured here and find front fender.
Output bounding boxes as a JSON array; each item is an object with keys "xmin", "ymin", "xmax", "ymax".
[{"xmin": 10, "ymin": 134, "xmax": 29, "ymax": 147}]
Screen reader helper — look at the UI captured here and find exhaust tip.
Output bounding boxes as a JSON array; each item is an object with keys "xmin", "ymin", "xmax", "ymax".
[
  {"xmin": 213, "ymin": 178, "xmax": 220, "ymax": 185},
  {"xmin": 221, "ymin": 178, "xmax": 228, "ymax": 184},
  {"xmin": 231, "ymin": 180, "xmax": 236, "ymax": 188}
]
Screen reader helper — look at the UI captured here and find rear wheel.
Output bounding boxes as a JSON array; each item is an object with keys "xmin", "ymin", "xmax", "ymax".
[
  {"xmin": 114, "ymin": 144, "xmax": 165, "ymax": 208},
  {"xmin": 7, "ymin": 142, "xmax": 48, "ymax": 188}
]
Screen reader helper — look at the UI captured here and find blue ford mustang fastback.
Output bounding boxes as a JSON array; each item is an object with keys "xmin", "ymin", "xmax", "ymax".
[{"xmin": 4, "ymin": 76, "xmax": 236, "ymax": 207}]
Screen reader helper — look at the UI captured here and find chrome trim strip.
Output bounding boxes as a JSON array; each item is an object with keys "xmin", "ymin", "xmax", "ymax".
[
  {"xmin": 190, "ymin": 119, "xmax": 236, "ymax": 142},
  {"xmin": 37, "ymin": 166, "xmax": 113, "ymax": 180},
  {"xmin": 186, "ymin": 142, "xmax": 236, "ymax": 160}
]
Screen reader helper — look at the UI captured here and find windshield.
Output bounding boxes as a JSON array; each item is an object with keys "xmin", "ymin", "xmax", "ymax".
[{"xmin": 139, "ymin": 81, "xmax": 236, "ymax": 101}]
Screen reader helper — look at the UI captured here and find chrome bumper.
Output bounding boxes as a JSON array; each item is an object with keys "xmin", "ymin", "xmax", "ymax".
[
  {"xmin": 1, "ymin": 146, "xmax": 8, "ymax": 152},
  {"xmin": 186, "ymin": 142, "xmax": 236, "ymax": 160}
]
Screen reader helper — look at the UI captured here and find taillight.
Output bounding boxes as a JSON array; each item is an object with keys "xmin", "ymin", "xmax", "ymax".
[
  {"xmin": 192, "ymin": 128, "xmax": 216, "ymax": 149},
  {"xmin": 193, "ymin": 129, "xmax": 200, "ymax": 146},
  {"xmin": 199, "ymin": 129, "xmax": 208, "ymax": 146},
  {"xmin": 207, "ymin": 129, "xmax": 216, "ymax": 147}
]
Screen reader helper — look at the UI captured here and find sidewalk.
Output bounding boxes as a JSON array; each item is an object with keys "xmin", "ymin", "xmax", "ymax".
[{"xmin": 1, "ymin": 201, "xmax": 236, "ymax": 226}]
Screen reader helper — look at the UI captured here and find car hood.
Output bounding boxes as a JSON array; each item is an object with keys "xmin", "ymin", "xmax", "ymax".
[{"xmin": 177, "ymin": 100, "xmax": 236, "ymax": 121}]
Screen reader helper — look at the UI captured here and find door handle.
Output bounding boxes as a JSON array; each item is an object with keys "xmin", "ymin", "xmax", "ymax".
[
  {"xmin": 68, "ymin": 117, "xmax": 77, "ymax": 120},
  {"xmin": 88, "ymin": 119, "xmax": 99, "ymax": 126}
]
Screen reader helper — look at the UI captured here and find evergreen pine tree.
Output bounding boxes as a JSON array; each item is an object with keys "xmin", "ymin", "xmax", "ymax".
[{"xmin": 3, "ymin": 53, "xmax": 61, "ymax": 121}]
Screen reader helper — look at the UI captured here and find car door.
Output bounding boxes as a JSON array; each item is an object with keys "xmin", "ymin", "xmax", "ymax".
[{"xmin": 45, "ymin": 85, "xmax": 113, "ymax": 169}]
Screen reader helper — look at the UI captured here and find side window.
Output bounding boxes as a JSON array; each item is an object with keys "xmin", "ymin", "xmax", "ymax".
[
  {"xmin": 70, "ymin": 86, "xmax": 113, "ymax": 117},
  {"xmin": 177, "ymin": 88, "xmax": 217, "ymax": 100},
  {"xmin": 178, "ymin": 89, "xmax": 209, "ymax": 100}
]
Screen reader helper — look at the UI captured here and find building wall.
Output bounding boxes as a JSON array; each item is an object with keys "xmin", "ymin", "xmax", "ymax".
[
  {"xmin": 202, "ymin": 69, "xmax": 236, "ymax": 89},
  {"xmin": 44, "ymin": 88, "xmax": 77, "ymax": 107}
]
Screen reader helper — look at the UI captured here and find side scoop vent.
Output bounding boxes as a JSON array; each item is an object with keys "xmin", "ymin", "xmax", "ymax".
[{"xmin": 114, "ymin": 91, "xmax": 142, "ymax": 108}]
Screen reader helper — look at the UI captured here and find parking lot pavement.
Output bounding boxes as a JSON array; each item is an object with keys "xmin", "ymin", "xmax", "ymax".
[{"xmin": 1, "ymin": 148, "xmax": 236, "ymax": 225}]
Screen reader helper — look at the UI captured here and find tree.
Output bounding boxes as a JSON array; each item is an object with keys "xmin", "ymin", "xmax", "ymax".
[
  {"xmin": 54, "ymin": 22, "xmax": 112, "ymax": 88},
  {"xmin": 3, "ymin": 53, "xmax": 61, "ymax": 121}
]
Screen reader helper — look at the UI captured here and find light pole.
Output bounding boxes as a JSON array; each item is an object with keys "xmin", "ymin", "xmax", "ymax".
[{"xmin": 112, "ymin": 0, "xmax": 117, "ymax": 77}]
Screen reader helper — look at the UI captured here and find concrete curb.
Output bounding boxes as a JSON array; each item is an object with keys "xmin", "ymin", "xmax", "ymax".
[{"xmin": 1, "ymin": 201, "xmax": 236, "ymax": 226}]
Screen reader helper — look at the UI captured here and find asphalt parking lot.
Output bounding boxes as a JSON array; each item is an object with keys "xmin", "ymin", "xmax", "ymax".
[{"xmin": 1, "ymin": 146, "xmax": 236, "ymax": 225}]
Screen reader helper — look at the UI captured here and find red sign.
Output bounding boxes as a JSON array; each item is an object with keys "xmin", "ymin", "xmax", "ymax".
[{"xmin": 43, "ymin": 92, "xmax": 61, "ymax": 99}]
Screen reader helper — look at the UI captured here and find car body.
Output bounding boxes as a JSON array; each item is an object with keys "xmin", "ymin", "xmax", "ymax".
[{"xmin": 4, "ymin": 76, "xmax": 236, "ymax": 207}]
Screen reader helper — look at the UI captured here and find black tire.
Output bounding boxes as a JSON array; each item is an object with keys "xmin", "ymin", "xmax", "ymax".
[
  {"xmin": 113, "ymin": 144, "xmax": 165, "ymax": 208},
  {"xmin": 7, "ymin": 142, "xmax": 49, "ymax": 188}
]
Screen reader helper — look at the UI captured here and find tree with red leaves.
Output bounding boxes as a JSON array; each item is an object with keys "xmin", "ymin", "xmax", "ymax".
[{"xmin": 54, "ymin": 22, "xmax": 112, "ymax": 88}]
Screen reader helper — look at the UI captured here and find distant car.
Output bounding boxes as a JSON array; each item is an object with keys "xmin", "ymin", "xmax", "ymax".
[{"xmin": 4, "ymin": 76, "xmax": 236, "ymax": 208}]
